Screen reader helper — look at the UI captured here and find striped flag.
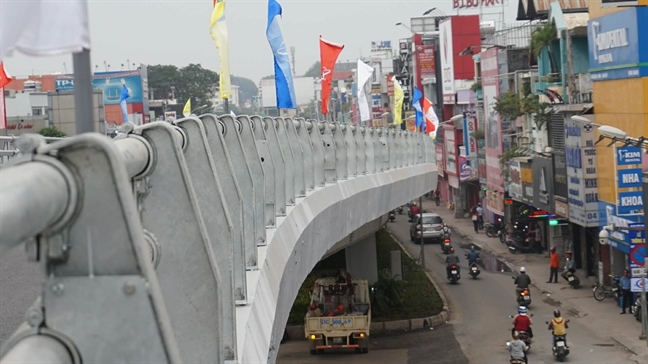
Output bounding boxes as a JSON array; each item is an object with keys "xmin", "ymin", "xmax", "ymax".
[
  {"xmin": 411, "ymin": 86, "xmax": 424, "ymax": 131},
  {"xmin": 423, "ymin": 97, "xmax": 440, "ymax": 139},
  {"xmin": 266, "ymin": 0, "xmax": 296, "ymax": 109},
  {"xmin": 210, "ymin": 0, "xmax": 231, "ymax": 99}
]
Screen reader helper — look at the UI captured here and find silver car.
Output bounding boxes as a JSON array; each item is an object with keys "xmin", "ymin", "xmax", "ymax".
[{"xmin": 409, "ymin": 213, "xmax": 445, "ymax": 243}]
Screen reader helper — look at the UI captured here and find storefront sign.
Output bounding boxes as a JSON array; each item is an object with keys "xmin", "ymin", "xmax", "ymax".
[
  {"xmin": 453, "ymin": 0, "xmax": 501, "ymax": 8},
  {"xmin": 487, "ymin": 189, "xmax": 504, "ymax": 216},
  {"xmin": 482, "ymin": 47, "xmax": 503, "ymax": 213},
  {"xmin": 618, "ymin": 191, "xmax": 643, "ymax": 215},
  {"xmin": 463, "ymin": 110, "xmax": 478, "ymax": 159},
  {"xmin": 532, "ymin": 156, "xmax": 554, "ymax": 212},
  {"xmin": 631, "ymin": 277, "xmax": 647, "ymax": 293},
  {"xmin": 616, "ymin": 146, "xmax": 642, "ymax": 166},
  {"xmin": 521, "ymin": 162, "xmax": 533, "ymax": 204},
  {"xmin": 553, "ymin": 153, "xmax": 568, "ymax": 198},
  {"xmin": 588, "ymin": 8, "xmax": 648, "ymax": 81},
  {"xmin": 555, "ymin": 199, "xmax": 569, "ymax": 218},
  {"xmin": 444, "ymin": 128, "xmax": 457, "ymax": 176},
  {"xmin": 416, "ymin": 45, "xmax": 435, "ymax": 79},
  {"xmin": 509, "ymin": 160, "xmax": 522, "ymax": 200},
  {"xmin": 566, "ymin": 119, "xmax": 599, "ymax": 227},
  {"xmin": 436, "ymin": 144, "xmax": 444, "ymax": 177},
  {"xmin": 439, "ymin": 19, "xmax": 455, "ymax": 103},
  {"xmin": 448, "ymin": 174, "xmax": 459, "ymax": 189},
  {"xmin": 386, "ymin": 74, "xmax": 394, "ymax": 96},
  {"xmin": 602, "ymin": 0, "xmax": 638, "ymax": 8},
  {"xmin": 459, "ymin": 156, "xmax": 472, "ymax": 181},
  {"xmin": 617, "ymin": 168, "xmax": 642, "ymax": 188}
]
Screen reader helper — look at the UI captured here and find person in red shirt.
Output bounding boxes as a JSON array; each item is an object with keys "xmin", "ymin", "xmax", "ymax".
[{"xmin": 511, "ymin": 306, "xmax": 533, "ymax": 339}]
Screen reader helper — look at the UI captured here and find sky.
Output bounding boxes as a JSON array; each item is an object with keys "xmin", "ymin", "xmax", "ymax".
[{"xmin": 3, "ymin": 0, "xmax": 520, "ymax": 84}]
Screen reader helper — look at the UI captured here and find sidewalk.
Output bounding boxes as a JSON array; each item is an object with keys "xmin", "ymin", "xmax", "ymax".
[{"xmin": 420, "ymin": 198, "xmax": 648, "ymax": 362}]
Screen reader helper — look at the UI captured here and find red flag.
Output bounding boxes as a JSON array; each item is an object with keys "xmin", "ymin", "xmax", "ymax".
[
  {"xmin": 319, "ymin": 36, "xmax": 344, "ymax": 115},
  {"xmin": 0, "ymin": 63, "xmax": 12, "ymax": 89},
  {"xmin": 423, "ymin": 97, "xmax": 439, "ymax": 137}
]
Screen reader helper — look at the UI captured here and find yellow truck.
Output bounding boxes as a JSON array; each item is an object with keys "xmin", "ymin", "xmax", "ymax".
[{"xmin": 304, "ymin": 277, "xmax": 371, "ymax": 354}]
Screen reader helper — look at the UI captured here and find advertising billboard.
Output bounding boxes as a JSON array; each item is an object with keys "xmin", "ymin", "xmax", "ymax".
[
  {"xmin": 444, "ymin": 127, "xmax": 457, "ymax": 177},
  {"xmin": 55, "ymin": 70, "xmax": 144, "ymax": 105},
  {"xmin": 509, "ymin": 160, "xmax": 523, "ymax": 200},
  {"xmin": 565, "ymin": 119, "xmax": 600, "ymax": 227},
  {"xmin": 588, "ymin": 8, "xmax": 648, "ymax": 81},
  {"xmin": 416, "ymin": 45, "xmax": 436, "ymax": 79},
  {"xmin": 439, "ymin": 18, "xmax": 455, "ymax": 104},
  {"xmin": 481, "ymin": 47, "xmax": 503, "ymax": 214},
  {"xmin": 463, "ymin": 110, "xmax": 478, "ymax": 159},
  {"xmin": 436, "ymin": 144, "xmax": 445, "ymax": 177},
  {"xmin": 532, "ymin": 156, "xmax": 555, "ymax": 212}
]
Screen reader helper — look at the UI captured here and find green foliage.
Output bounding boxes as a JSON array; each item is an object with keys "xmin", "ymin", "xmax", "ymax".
[
  {"xmin": 470, "ymin": 81, "xmax": 482, "ymax": 92},
  {"xmin": 493, "ymin": 91, "xmax": 523, "ymax": 121},
  {"xmin": 531, "ymin": 22, "xmax": 558, "ymax": 73},
  {"xmin": 148, "ymin": 64, "xmax": 219, "ymax": 109},
  {"xmin": 38, "ymin": 127, "xmax": 66, "ymax": 137},
  {"xmin": 471, "ymin": 129, "xmax": 486, "ymax": 140},
  {"xmin": 303, "ymin": 61, "xmax": 321, "ymax": 77},
  {"xmin": 231, "ymin": 75, "xmax": 258, "ymax": 104},
  {"xmin": 521, "ymin": 94, "xmax": 551, "ymax": 131},
  {"xmin": 370, "ymin": 269, "xmax": 407, "ymax": 318}
]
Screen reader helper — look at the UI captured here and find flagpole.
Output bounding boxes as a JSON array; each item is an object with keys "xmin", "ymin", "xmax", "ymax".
[
  {"xmin": 223, "ymin": 97, "xmax": 229, "ymax": 114},
  {"xmin": 73, "ymin": 49, "xmax": 95, "ymax": 134}
]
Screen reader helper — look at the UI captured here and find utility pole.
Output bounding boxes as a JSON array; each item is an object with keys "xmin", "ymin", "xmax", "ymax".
[
  {"xmin": 73, "ymin": 49, "xmax": 94, "ymax": 134},
  {"xmin": 418, "ymin": 195, "xmax": 425, "ymax": 269}
]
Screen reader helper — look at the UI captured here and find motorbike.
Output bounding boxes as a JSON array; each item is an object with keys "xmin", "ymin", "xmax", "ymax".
[
  {"xmin": 632, "ymin": 296, "xmax": 643, "ymax": 323},
  {"xmin": 468, "ymin": 262, "xmax": 480, "ymax": 279},
  {"xmin": 388, "ymin": 210, "xmax": 396, "ymax": 222},
  {"xmin": 408, "ymin": 207, "xmax": 419, "ymax": 222},
  {"xmin": 546, "ymin": 320, "xmax": 571, "ymax": 361},
  {"xmin": 441, "ymin": 239, "xmax": 452, "ymax": 254},
  {"xmin": 499, "ymin": 229, "xmax": 507, "ymax": 244},
  {"xmin": 561, "ymin": 270, "xmax": 580, "ymax": 288},
  {"xmin": 505, "ymin": 342, "xmax": 526, "ymax": 364},
  {"xmin": 507, "ymin": 237, "xmax": 542, "ymax": 254},
  {"xmin": 448, "ymin": 265, "xmax": 460, "ymax": 284},
  {"xmin": 508, "ymin": 314, "xmax": 534, "ymax": 350},
  {"xmin": 485, "ymin": 218, "xmax": 504, "ymax": 237},
  {"xmin": 512, "ymin": 278, "xmax": 532, "ymax": 307},
  {"xmin": 396, "ymin": 206, "xmax": 403, "ymax": 214}
]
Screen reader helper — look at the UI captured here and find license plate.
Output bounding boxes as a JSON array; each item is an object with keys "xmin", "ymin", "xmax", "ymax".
[
  {"xmin": 524, "ymin": 296, "xmax": 530, "ymax": 300},
  {"xmin": 568, "ymin": 276, "xmax": 574, "ymax": 281},
  {"xmin": 557, "ymin": 341, "xmax": 565, "ymax": 347},
  {"xmin": 451, "ymin": 270, "xmax": 457, "ymax": 274},
  {"xmin": 332, "ymin": 337, "xmax": 343, "ymax": 344}
]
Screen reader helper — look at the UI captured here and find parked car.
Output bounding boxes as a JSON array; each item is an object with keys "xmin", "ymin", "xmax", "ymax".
[{"xmin": 409, "ymin": 213, "xmax": 445, "ymax": 243}]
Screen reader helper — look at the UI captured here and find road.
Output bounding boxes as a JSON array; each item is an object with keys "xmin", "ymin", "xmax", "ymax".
[
  {"xmin": 386, "ymin": 215, "xmax": 639, "ymax": 364},
  {"xmin": 0, "ymin": 244, "xmax": 40, "ymax": 344}
]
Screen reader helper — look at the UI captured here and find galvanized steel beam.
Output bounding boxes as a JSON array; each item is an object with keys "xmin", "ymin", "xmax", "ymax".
[
  {"xmin": 285, "ymin": 118, "xmax": 306, "ymax": 196},
  {"xmin": 274, "ymin": 118, "xmax": 297, "ymax": 203},
  {"xmin": 308, "ymin": 120, "xmax": 326, "ymax": 187},
  {"xmin": 261, "ymin": 116, "xmax": 287, "ymax": 216},
  {"xmin": 237, "ymin": 115, "xmax": 266, "ymax": 246},
  {"xmin": 294, "ymin": 118, "xmax": 315, "ymax": 191},
  {"xmin": 250, "ymin": 116, "xmax": 276, "ymax": 227}
]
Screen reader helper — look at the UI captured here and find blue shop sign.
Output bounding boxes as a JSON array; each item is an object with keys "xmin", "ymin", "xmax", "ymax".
[
  {"xmin": 616, "ymin": 146, "xmax": 643, "ymax": 166},
  {"xmin": 617, "ymin": 168, "xmax": 643, "ymax": 188},
  {"xmin": 588, "ymin": 7, "xmax": 648, "ymax": 81},
  {"xmin": 618, "ymin": 191, "xmax": 644, "ymax": 214}
]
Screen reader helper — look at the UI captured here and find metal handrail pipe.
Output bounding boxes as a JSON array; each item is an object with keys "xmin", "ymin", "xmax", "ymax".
[
  {"xmin": 0, "ymin": 162, "xmax": 69, "ymax": 254},
  {"xmin": 114, "ymin": 137, "xmax": 151, "ymax": 179},
  {"xmin": 0, "ymin": 136, "xmax": 65, "ymax": 142},
  {"xmin": 0, "ymin": 335, "xmax": 73, "ymax": 364}
]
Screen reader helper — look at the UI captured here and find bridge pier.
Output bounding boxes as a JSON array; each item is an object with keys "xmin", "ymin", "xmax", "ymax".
[{"xmin": 345, "ymin": 232, "xmax": 379, "ymax": 285}]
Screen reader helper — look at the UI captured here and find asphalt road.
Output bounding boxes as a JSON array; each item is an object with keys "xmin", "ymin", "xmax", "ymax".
[
  {"xmin": 0, "ymin": 244, "xmax": 40, "ymax": 345},
  {"xmin": 386, "ymin": 215, "xmax": 639, "ymax": 364},
  {"xmin": 277, "ymin": 324, "xmax": 469, "ymax": 364}
]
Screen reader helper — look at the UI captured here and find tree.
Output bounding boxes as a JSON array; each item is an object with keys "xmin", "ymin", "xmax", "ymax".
[
  {"xmin": 39, "ymin": 126, "xmax": 66, "ymax": 137},
  {"xmin": 531, "ymin": 22, "xmax": 558, "ymax": 74},
  {"xmin": 147, "ymin": 64, "xmax": 181, "ymax": 100},
  {"xmin": 231, "ymin": 75, "xmax": 258, "ymax": 104},
  {"xmin": 147, "ymin": 63, "xmax": 219, "ymax": 109},
  {"xmin": 303, "ymin": 61, "xmax": 321, "ymax": 77}
]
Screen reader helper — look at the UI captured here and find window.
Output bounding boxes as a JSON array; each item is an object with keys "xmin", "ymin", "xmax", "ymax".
[
  {"xmin": 31, "ymin": 108, "xmax": 42, "ymax": 116},
  {"xmin": 421, "ymin": 216, "xmax": 442, "ymax": 225}
]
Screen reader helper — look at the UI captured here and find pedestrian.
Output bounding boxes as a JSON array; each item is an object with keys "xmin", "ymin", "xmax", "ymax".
[
  {"xmin": 471, "ymin": 205, "xmax": 479, "ymax": 233},
  {"xmin": 620, "ymin": 269, "xmax": 632, "ymax": 314},
  {"xmin": 548, "ymin": 246, "xmax": 559, "ymax": 283},
  {"xmin": 476, "ymin": 203, "xmax": 484, "ymax": 230}
]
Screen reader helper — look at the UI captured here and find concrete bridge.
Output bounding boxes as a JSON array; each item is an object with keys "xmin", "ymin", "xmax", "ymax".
[{"xmin": 0, "ymin": 115, "xmax": 437, "ymax": 364}]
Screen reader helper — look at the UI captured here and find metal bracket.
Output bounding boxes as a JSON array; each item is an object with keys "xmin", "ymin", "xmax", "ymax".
[
  {"xmin": 250, "ymin": 116, "xmax": 276, "ymax": 227},
  {"xmin": 199, "ymin": 115, "xmax": 247, "ymax": 303},
  {"xmin": 341, "ymin": 125, "xmax": 357, "ymax": 177},
  {"xmin": 387, "ymin": 129, "xmax": 397, "ymax": 170},
  {"xmin": 364, "ymin": 127, "xmax": 376, "ymax": 174},
  {"xmin": 330, "ymin": 123, "xmax": 347, "ymax": 180},
  {"xmin": 371, "ymin": 128, "xmax": 383, "ymax": 173},
  {"xmin": 321, "ymin": 122, "xmax": 337, "ymax": 183},
  {"xmin": 237, "ymin": 116, "xmax": 266, "ymax": 246},
  {"xmin": 307, "ymin": 120, "xmax": 326, "ymax": 187},
  {"xmin": 395, "ymin": 130, "xmax": 404, "ymax": 168},
  {"xmin": 219, "ymin": 115, "xmax": 258, "ymax": 269},
  {"xmin": 274, "ymin": 118, "xmax": 296, "ymax": 203},
  {"xmin": 284, "ymin": 118, "xmax": 306, "ymax": 197},
  {"xmin": 294, "ymin": 118, "xmax": 315, "ymax": 191},
  {"xmin": 262, "ymin": 117, "xmax": 287, "ymax": 215},
  {"xmin": 173, "ymin": 116, "xmax": 237, "ymax": 360},
  {"xmin": 353, "ymin": 126, "xmax": 367, "ymax": 175},
  {"xmin": 131, "ymin": 121, "xmax": 223, "ymax": 363},
  {"xmin": 378, "ymin": 129, "xmax": 390, "ymax": 172}
]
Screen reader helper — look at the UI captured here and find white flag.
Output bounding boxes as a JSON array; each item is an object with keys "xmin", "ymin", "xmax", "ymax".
[
  {"xmin": 1, "ymin": 0, "xmax": 91, "ymax": 62},
  {"xmin": 356, "ymin": 59, "xmax": 374, "ymax": 122}
]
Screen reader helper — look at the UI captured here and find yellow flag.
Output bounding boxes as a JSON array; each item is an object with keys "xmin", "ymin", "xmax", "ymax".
[
  {"xmin": 183, "ymin": 98, "xmax": 191, "ymax": 118},
  {"xmin": 210, "ymin": 0, "xmax": 231, "ymax": 99},
  {"xmin": 393, "ymin": 78, "xmax": 404, "ymax": 125}
]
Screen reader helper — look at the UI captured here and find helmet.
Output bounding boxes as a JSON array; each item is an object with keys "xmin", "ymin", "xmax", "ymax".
[
  {"xmin": 520, "ymin": 267, "xmax": 526, "ymax": 273},
  {"xmin": 449, "ymin": 247, "xmax": 455, "ymax": 253},
  {"xmin": 550, "ymin": 246, "xmax": 556, "ymax": 252},
  {"xmin": 553, "ymin": 309, "xmax": 561, "ymax": 318},
  {"xmin": 518, "ymin": 306, "xmax": 528, "ymax": 315},
  {"xmin": 471, "ymin": 246, "xmax": 475, "ymax": 252},
  {"xmin": 413, "ymin": 202, "xmax": 417, "ymax": 206}
]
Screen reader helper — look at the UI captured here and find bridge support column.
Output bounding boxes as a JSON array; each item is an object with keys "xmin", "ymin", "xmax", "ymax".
[{"xmin": 345, "ymin": 233, "xmax": 379, "ymax": 285}]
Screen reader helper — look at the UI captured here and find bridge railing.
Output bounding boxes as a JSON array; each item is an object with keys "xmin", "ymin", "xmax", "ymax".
[{"xmin": 0, "ymin": 116, "xmax": 435, "ymax": 364}]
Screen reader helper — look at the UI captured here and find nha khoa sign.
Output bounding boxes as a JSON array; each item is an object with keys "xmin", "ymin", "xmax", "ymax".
[{"xmin": 453, "ymin": 0, "xmax": 501, "ymax": 9}]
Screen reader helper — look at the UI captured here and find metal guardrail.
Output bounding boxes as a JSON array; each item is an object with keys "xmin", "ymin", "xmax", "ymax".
[
  {"xmin": 0, "ymin": 115, "xmax": 435, "ymax": 363},
  {"xmin": 0, "ymin": 136, "xmax": 65, "ymax": 165}
]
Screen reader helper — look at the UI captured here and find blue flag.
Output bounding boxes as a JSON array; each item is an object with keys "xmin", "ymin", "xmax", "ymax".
[
  {"xmin": 266, "ymin": 0, "xmax": 296, "ymax": 109},
  {"xmin": 120, "ymin": 84, "xmax": 130, "ymax": 123},
  {"xmin": 411, "ymin": 87, "xmax": 424, "ymax": 131}
]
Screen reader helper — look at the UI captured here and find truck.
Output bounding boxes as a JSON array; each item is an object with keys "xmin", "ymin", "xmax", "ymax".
[{"xmin": 304, "ymin": 277, "xmax": 371, "ymax": 355}]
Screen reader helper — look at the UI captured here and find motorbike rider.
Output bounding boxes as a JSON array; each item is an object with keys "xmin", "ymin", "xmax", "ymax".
[
  {"xmin": 445, "ymin": 247, "xmax": 460, "ymax": 279},
  {"xmin": 508, "ymin": 331, "xmax": 528, "ymax": 364},
  {"xmin": 442, "ymin": 223, "xmax": 451, "ymax": 238},
  {"xmin": 548, "ymin": 309, "xmax": 569, "ymax": 348},
  {"xmin": 409, "ymin": 202, "xmax": 420, "ymax": 218},
  {"xmin": 514, "ymin": 267, "xmax": 531, "ymax": 295},
  {"xmin": 511, "ymin": 306, "xmax": 533, "ymax": 339},
  {"xmin": 466, "ymin": 246, "xmax": 479, "ymax": 266}
]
